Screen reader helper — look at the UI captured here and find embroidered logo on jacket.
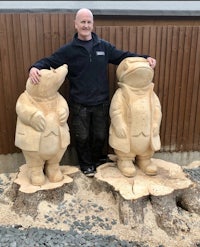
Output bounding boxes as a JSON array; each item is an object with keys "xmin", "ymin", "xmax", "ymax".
[{"xmin": 96, "ymin": 51, "xmax": 105, "ymax": 56}]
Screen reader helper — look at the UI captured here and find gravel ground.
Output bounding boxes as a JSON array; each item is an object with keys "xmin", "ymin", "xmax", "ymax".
[
  {"xmin": 183, "ymin": 167, "xmax": 200, "ymax": 184},
  {"xmin": 0, "ymin": 226, "xmax": 150, "ymax": 247}
]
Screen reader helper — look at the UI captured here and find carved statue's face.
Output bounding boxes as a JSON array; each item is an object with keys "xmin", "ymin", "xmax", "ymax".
[
  {"xmin": 117, "ymin": 57, "xmax": 154, "ymax": 88},
  {"xmin": 26, "ymin": 64, "xmax": 68, "ymax": 98}
]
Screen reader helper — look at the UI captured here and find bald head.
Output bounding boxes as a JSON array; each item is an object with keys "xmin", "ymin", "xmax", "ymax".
[{"xmin": 75, "ymin": 8, "xmax": 93, "ymax": 21}]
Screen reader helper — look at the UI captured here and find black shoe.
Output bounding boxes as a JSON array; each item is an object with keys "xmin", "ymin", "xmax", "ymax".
[{"xmin": 81, "ymin": 166, "xmax": 96, "ymax": 177}]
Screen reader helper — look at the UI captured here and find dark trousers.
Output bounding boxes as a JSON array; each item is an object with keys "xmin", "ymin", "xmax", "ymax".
[{"xmin": 70, "ymin": 102, "xmax": 109, "ymax": 169}]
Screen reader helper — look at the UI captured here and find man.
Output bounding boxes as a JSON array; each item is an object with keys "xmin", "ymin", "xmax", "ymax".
[{"xmin": 29, "ymin": 8, "xmax": 156, "ymax": 177}]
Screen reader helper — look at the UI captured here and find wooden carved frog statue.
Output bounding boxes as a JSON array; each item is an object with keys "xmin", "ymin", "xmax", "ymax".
[
  {"xmin": 15, "ymin": 64, "xmax": 70, "ymax": 186},
  {"xmin": 109, "ymin": 57, "xmax": 162, "ymax": 177}
]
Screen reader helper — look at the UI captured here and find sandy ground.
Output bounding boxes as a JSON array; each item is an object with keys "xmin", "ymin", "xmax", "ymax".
[{"xmin": 0, "ymin": 161, "xmax": 200, "ymax": 247}]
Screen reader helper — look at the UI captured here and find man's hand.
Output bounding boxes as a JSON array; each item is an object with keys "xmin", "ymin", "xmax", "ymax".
[
  {"xmin": 147, "ymin": 57, "xmax": 156, "ymax": 69},
  {"xmin": 29, "ymin": 67, "xmax": 41, "ymax": 84}
]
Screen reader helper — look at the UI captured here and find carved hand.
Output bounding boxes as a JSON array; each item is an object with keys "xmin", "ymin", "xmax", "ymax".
[
  {"xmin": 115, "ymin": 124, "xmax": 127, "ymax": 138},
  {"xmin": 58, "ymin": 108, "xmax": 68, "ymax": 125},
  {"xmin": 152, "ymin": 123, "xmax": 159, "ymax": 136},
  {"xmin": 30, "ymin": 111, "xmax": 46, "ymax": 131}
]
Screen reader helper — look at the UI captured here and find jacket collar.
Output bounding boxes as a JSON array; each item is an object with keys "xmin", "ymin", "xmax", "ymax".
[{"xmin": 72, "ymin": 32, "xmax": 100, "ymax": 46}]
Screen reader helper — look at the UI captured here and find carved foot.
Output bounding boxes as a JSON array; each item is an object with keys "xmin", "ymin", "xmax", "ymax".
[
  {"xmin": 28, "ymin": 166, "xmax": 46, "ymax": 186},
  {"xmin": 117, "ymin": 160, "xmax": 136, "ymax": 177},
  {"xmin": 45, "ymin": 164, "xmax": 64, "ymax": 183},
  {"xmin": 137, "ymin": 159, "xmax": 157, "ymax": 176}
]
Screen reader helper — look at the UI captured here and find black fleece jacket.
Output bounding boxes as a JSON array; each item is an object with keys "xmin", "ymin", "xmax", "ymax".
[{"xmin": 30, "ymin": 32, "xmax": 149, "ymax": 106}]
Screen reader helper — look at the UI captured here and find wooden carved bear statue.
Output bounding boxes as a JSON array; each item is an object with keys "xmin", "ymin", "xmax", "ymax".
[
  {"xmin": 109, "ymin": 57, "xmax": 162, "ymax": 177},
  {"xmin": 15, "ymin": 64, "xmax": 70, "ymax": 186}
]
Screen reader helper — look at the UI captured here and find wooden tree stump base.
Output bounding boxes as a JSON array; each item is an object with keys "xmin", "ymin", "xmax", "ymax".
[
  {"xmin": 95, "ymin": 157, "xmax": 193, "ymax": 199},
  {"xmin": 14, "ymin": 164, "xmax": 79, "ymax": 193},
  {"xmin": 6, "ymin": 165, "xmax": 79, "ymax": 217},
  {"xmin": 94, "ymin": 157, "xmax": 200, "ymax": 235}
]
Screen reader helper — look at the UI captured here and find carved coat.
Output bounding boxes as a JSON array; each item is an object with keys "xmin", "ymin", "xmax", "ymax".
[
  {"xmin": 15, "ymin": 91, "xmax": 70, "ymax": 152},
  {"xmin": 109, "ymin": 83, "xmax": 162, "ymax": 154}
]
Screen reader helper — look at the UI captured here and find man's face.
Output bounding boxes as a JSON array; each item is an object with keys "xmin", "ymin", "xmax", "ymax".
[{"xmin": 75, "ymin": 10, "xmax": 93, "ymax": 40}]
